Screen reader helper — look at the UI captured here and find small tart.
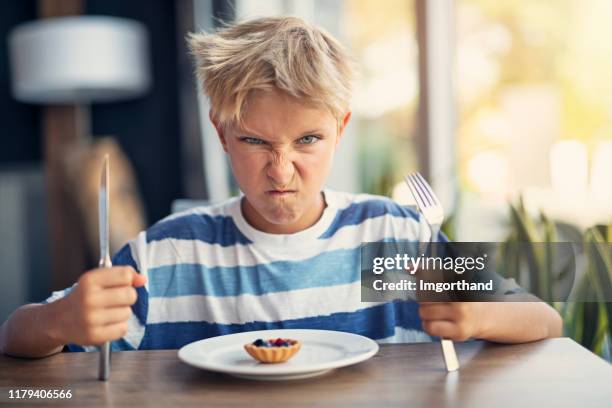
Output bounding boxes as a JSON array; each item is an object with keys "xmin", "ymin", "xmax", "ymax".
[{"xmin": 244, "ymin": 338, "xmax": 301, "ymax": 364}]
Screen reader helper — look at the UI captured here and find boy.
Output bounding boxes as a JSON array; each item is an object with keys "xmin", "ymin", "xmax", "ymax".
[{"xmin": 0, "ymin": 16, "xmax": 561, "ymax": 357}]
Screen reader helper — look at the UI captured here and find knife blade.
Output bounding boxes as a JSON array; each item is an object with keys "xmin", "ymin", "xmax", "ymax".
[{"xmin": 98, "ymin": 154, "xmax": 111, "ymax": 381}]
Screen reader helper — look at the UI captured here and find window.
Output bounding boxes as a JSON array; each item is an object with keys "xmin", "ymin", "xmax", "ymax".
[{"xmin": 456, "ymin": 0, "xmax": 612, "ymax": 239}]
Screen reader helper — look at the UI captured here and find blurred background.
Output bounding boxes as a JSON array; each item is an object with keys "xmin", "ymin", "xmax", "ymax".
[{"xmin": 1, "ymin": 0, "xmax": 610, "ymax": 356}]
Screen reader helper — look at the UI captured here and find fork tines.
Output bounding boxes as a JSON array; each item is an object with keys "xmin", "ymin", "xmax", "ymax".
[{"xmin": 405, "ymin": 172, "xmax": 439, "ymax": 208}]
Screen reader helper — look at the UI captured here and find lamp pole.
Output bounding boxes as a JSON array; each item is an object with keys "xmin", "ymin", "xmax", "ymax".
[{"xmin": 39, "ymin": 0, "xmax": 91, "ymax": 290}]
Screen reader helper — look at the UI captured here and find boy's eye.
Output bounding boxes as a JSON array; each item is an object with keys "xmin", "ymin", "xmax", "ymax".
[
  {"xmin": 297, "ymin": 135, "xmax": 320, "ymax": 145},
  {"xmin": 241, "ymin": 137, "xmax": 265, "ymax": 145}
]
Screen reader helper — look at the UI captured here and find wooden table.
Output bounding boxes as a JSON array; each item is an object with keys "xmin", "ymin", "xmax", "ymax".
[{"xmin": 1, "ymin": 338, "xmax": 610, "ymax": 407}]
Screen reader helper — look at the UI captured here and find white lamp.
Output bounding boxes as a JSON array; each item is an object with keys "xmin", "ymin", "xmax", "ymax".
[{"xmin": 9, "ymin": 16, "xmax": 151, "ymax": 105}]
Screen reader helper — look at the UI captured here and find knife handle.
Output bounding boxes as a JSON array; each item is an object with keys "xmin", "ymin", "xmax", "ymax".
[
  {"xmin": 98, "ymin": 256, "xmax": 112, "ymax": 381},
  {"xmin": 99, "ymin": 342, "xmax": 111, "ymax": 380},
  {"xmin": 99, "ymin": 255, "xmax": 112, "ymax": 269}
]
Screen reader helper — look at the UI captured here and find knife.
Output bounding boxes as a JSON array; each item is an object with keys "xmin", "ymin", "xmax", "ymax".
[{"xmin": 98, "ymin": 154, "xmax": 111, "ymax": 381}]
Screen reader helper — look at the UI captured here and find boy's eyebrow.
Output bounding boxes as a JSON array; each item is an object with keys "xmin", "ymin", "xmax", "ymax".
[
  {"xmin": 235, "ymin": 128, "xmax": 327, "ymax": 140},
  {"xmin": 298, "ymin": 129, "xmax": 324, "ymax": 136},
  {"xmin": 235, "ymin": 128, "xmax": 268, "ymax": 139}
]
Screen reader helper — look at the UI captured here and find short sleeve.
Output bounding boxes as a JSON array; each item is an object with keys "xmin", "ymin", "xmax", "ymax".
[
  {"xmin": 108, "ymin": 239, "xmax": 149, "ymax": 351},
  {"xmin": 41, "ymin": 284, "xmax": 77, "ymax": 305}
]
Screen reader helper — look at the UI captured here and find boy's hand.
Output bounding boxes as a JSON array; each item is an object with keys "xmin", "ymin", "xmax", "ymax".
[
  {"xmin": 418, "ymin": 302, "xmax": 484, "ymax": 342},
  {"xmin": 58, "ymin": 266, "xmax": 146, "ymax": 346}
]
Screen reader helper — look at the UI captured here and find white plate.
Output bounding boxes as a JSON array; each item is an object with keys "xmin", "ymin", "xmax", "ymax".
[{"xmin": 178, "ymin": 329, "xmax": 379, "ymax": 381}]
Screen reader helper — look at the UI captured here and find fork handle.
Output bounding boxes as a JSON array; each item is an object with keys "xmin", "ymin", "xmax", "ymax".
[
  {"xmin": 441, "ymin": 339, "xmax": 459, "ymax": 371},
  {"xmin": 429, "ymin": 226, "xmax": 460, "ymax": 371},
  {"xmin": 429, "ymin": 224, "xmax": 441, "ymax": 245}
]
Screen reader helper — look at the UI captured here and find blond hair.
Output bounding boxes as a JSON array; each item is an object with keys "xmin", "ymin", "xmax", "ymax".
[{"xmin": 188, "ymin": 16, "xmax": 355, "ymax": 127}]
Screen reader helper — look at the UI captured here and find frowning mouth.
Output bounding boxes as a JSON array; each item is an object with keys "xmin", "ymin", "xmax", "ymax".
[{"xmin": 266, "ymin": 189, "xmax": 297, "ymax": 196}]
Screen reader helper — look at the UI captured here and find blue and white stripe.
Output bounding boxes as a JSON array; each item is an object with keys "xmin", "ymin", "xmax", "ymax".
[{"xmin": 44, "ymin": 190, "xmax": 435, "ymax": 351}]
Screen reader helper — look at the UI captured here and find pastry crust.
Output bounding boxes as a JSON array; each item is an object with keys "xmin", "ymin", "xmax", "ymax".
[{"xmin": 244, "ymin": 339, "xmax": 301, "ymax": 363}]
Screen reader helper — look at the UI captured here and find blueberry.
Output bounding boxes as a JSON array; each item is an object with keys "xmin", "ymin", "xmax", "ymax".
[{"xmin": 253, "ymin": 339, "xmax": 265, "ymax": 347}]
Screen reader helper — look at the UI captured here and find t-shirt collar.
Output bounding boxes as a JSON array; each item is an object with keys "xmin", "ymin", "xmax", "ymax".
[{"xmin": 228, "ymin": 189, "xmax": 337, "ymax": 247}]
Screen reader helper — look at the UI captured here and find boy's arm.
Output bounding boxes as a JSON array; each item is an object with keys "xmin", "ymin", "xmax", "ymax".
[
  {"xmin": 476, "ymin": 301, "xmax": 563, "ymax": 342},
  {"xmin": 419, "ymin": 300, "xmax": 563, "ymax": 343},
  {"xmin": 0, "ymin": 301, "xmax": 67, "ymax": 358},
  {"xmin": 0, "ymin": 266, "xmax": 146, "ymax": 358}
]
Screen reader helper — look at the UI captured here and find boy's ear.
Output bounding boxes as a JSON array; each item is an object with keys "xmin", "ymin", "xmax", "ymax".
[
  {"xmin": 209, "ymin": 110, "xmax": 229, "ymax": 153},
  {"xmin": 336, "ymin": 111, "xmax": 352, "ymax": 146}
]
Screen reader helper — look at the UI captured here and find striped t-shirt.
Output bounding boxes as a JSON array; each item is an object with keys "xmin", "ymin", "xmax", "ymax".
[{"xmin": 45, "ymin": 190, "xmax": 439, "ymax": 351}]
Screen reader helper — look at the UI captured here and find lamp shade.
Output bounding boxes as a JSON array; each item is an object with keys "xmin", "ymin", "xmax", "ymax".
[{"xmin": 9, "ymin": 16, "xmax": 151, "ymax": 104}]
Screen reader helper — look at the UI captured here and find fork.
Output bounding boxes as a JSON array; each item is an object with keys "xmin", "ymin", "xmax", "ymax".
[{"xmin": 404, "ymin": 172, "xmax": 460, "ymax": 372}]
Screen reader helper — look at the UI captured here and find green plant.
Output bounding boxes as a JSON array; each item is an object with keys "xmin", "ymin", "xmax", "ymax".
[
  {"xmin": 499, "ymin": 196, "xmax": 573, "ymax": 301},
  {"xmin": 501, "ymin": 196, "xmax": 611, "ymax": 360},
  {"xmin": 582, "ymin": 226, "xmax": 612, "ymax": 357}
]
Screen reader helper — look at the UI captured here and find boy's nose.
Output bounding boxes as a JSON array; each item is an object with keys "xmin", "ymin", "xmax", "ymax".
[{"xmin": 266, "ymin": 152, "xmax": 295, "ymax": 186}]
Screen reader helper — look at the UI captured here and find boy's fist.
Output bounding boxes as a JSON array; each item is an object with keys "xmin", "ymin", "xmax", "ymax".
[
  {"xmin": 58, "ymin": 266, "xmax": 146, "ymax": 346},
  {"xmin": 419, "ymin": 302, "xmax": 483, "ymax": 341}
]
